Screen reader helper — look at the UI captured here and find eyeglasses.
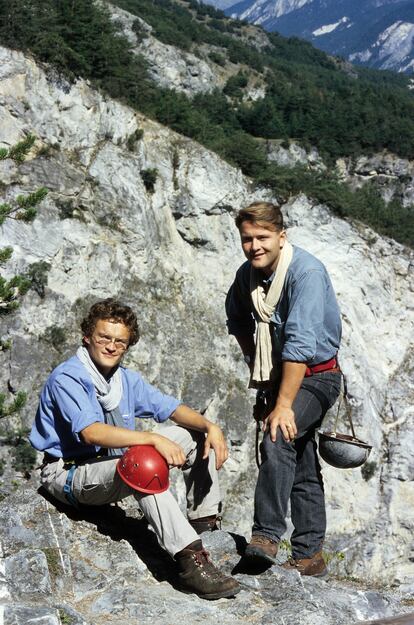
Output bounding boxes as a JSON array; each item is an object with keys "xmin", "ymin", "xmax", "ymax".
[{"xmin": 93, "ymin": 334, "xmax": 129, "ymax": 351}]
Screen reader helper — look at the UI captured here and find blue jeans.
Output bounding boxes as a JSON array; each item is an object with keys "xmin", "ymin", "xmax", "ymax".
[{"xmin": 252, "ymin": 371, "xmax": 341, "ymax": 559}]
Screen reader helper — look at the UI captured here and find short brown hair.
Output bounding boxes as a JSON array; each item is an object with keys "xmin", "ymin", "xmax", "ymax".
[
  {"xmin": 81, "ymin": 299, "xmax": 140, "ymax": 346},
  {"xmin": 235, "ymin": 201, "xmax": 284, "ymax": 231}
]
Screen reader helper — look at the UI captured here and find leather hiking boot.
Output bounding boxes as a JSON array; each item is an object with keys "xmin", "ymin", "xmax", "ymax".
[
  {"xmin": 188, "ymin": 515, "xmax": 222, "ymax": 535},
  {"xmin": 175, "ymin": 540, "xmax": 240, "ymax": 600},
  {"xmin": 281, "ymin": 551, "xmax": 328, "ymax": 578},
  {"xmin": 244, "ymin": 535, "xmax": 278, "ymax": 564}
]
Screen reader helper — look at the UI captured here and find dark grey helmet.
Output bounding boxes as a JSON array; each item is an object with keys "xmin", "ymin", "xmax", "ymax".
[{"xmin": 318, "ymin": 431, "xmax": 372, "ymax": 469}]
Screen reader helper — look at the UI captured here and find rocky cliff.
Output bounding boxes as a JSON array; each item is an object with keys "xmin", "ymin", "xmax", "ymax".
[
  {"xmin": 266, "ymin": 139, "xmax": 414, "ymax": 209},
  {"xmin": 0, "ymin": 45, "xmax": 413, "ymax": 624}
]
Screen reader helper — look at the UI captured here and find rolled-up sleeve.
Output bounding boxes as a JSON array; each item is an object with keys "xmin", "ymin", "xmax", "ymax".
[
  {"xmin": 133, "ymin": 375, "xmax": 180, "ymax": 423},
  {"xmin": 282, "ymin": 270, "xmax": 326, "ymax": 363},
  {"xmin": 52, "ymin": 374, "xmax": 102, "ymax": 441},
  {"xmin": 225, "ymin": 264, "xmax": 255, "ymax": 336}
]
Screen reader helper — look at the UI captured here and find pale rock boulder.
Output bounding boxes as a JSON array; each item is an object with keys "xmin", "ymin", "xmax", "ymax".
[{"xmin": 266, "ymin": 140, "xmax": 326, "ymax": 169}]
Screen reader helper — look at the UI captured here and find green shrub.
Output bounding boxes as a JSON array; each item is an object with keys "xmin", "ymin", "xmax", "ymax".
[
  {"xmin": 127, "ymin": 128, "xmax": 144, "ymax": 151},
  {"xmin": 361, "ymin": 461, "xmax": 377, "ymax": 481},
  {"xmin": 26, "ymin": 261, "xmax": 51, "ymax": 298},
  {"xmin": 208, "ymin": 51, "xmax": 226, "ymax": 66},
  {"xmin": 42, "ymin": 325, "xmax": 67, "ymax": 350},
  {"xmin": 0, "ymin": 391, "xmax": 27, "ymax": 419},
  {"xmin": 4, "ymin": 429, "xmax": 36, "ymax": 474},
  {"xmin": 223, "ymin": 71, "xmax": 248, "ymax": 97},
  {"xmin": 141, "ymin": 168, "xmax": 158, "ymax": 193}
]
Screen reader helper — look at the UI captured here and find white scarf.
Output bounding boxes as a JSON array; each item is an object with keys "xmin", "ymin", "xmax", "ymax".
[
  {"xmin": 250, "ymin": 240, "xmax": 293, "ymax": 384},
  {"xmin": 76, "ymin": 346, "xmax": 122, "ymax": 410},
  {"xmin": 76, "ymin": 346, "xmax": 125, "ymax": 455}
]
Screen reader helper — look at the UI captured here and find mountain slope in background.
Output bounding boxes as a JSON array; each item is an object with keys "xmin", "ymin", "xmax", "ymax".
[{"xmin": 218, "ymin": 0, "xmax": 414, "ymax": 73}]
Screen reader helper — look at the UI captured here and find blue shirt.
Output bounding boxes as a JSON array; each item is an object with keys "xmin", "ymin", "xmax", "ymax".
[
  {"xmin": 225, "ymin": 245, "xmax": 341, "ymax": 364},
  {"xmin": 30, "ymin": 356, "xmax": 181, "ymax": 459}
]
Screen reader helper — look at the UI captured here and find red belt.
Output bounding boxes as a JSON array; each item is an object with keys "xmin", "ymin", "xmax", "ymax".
[{"xmin": 304, "ymin": 356, "xmax": 338, "ymax": 377}]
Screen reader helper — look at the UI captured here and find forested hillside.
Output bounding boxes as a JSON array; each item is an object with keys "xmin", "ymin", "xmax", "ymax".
[{"xmin": 1, "ymin": 0, "xmax": 413, "ymax": 245}]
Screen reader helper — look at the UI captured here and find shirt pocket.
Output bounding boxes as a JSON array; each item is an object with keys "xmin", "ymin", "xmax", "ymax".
[{"xmin": 121, "ymin": 413, "xmax": 131, "ymax": 426}]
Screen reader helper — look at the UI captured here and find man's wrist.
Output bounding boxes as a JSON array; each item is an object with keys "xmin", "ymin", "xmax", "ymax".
[
  {"xmin": 205, "ymin": 421, "xmax": 219, "ymax": 434},
  {"xmin": 275, "ymin": 396, "xmax": 294, "ymax": 409}
]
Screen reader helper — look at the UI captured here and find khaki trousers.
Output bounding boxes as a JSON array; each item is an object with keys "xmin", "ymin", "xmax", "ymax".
[{"xmin": 40, "ymin": 424, "xmax": 221, "ymax": 556}]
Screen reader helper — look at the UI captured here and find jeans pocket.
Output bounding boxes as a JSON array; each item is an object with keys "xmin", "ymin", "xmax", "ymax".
[{"xmin": 319, "ymin": 372, "xmax": 342, "ymax": 409}]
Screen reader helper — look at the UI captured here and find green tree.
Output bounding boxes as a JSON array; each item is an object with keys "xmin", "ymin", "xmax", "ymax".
[
  {"xmin": 0, "ymin": 134, "xmax": 48, "ymax": 418},
  {"xmin": 239, "ymin": 98, "xmax": 286, "ymax": 138}
]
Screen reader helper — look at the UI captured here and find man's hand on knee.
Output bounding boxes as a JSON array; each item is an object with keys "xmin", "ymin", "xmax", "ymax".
[
  {"xmin": 265, "ymin": 406, "xmax": 297, "ymax": 443},
  {"xmin": 152, "ymin": 434, "xmax": 186, "ymax": 466},
  {"xmin": 203, "ymin": 423, "xmax": 229, "ymax": 470}
]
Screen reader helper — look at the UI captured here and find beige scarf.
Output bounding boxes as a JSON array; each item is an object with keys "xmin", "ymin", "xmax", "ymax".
[{"xmin": 250, "ymin": 240, "xmax": 293, "ymax": 384}]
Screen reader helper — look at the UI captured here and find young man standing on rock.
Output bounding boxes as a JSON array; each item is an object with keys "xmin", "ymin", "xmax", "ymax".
[
  {"xmin": 30, "ymin": 299, "xmax": 240, "ymax": 600},
  {"xmin": 226, "ymin": 201, "xmax": 342, "ymax": 577}
]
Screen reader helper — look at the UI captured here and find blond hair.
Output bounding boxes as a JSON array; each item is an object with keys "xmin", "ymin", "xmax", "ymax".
[{"xmin": 235, "ymin": 201, "xmax": 284, "ymax": 231}]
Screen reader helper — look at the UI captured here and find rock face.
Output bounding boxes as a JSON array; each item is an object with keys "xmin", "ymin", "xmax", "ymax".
[
  {"xmin": 0, "ymin": 45, "xmax": 413, "ymax": 622},
  {"xmin": 266, "ymin": 140, "xmax": 326, "ymax": 170},
  {"xmin": 107, "ymin": 3, "xmax": 268, "ymax": 99},
  {"xmin": 266, "ymin": 141, "xmax": 414, "ymax": 208},
  {"xmin": 0, "ymin": 483, "xmax": 411, "ymax": 625},
  {"xmin": 337, "ymin": 153, "xmax": 414, "ymax": 207},
  {"xmin": 108, "ymin": 3, "xmax": 226, "ymax": 95}
]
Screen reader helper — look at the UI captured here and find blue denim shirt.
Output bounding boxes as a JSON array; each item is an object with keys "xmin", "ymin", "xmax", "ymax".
[
  {"xmin": 225, "ymin": 245, "xmax": 341, "ymax": 364},
  {"xmin": 30, "ymin": 356, "xmax": 181, "ymax": 459}
]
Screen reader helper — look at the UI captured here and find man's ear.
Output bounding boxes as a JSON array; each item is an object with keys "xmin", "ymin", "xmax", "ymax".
[
  {"xmin": 279, "ymin": 230, "xmax": 287, "ymax": 247},
  {"xmin": 83, "ymin": 335, "xmax": 90, "ymax": 346}
]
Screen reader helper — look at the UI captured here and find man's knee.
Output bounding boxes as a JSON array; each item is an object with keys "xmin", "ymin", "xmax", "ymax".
[
  {"xmin": 260, "ymin": 432, "xmax": 294, "ymax": 464},
  {"xmin": 166, "ymin": 426, "xmax": 206, "ymax": 466},
  {"xmin": 182, "ymin": 430, "xmax": 207, "ymax": 469}
]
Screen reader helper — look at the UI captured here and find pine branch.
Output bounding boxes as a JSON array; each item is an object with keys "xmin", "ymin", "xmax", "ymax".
[
  {"xmin": 16, "ymin": 187, "xmax": 48, "ymax": 209},
  {"xmin": 0, "ymin": 247, "xmax": 13, "ymax": 266},
  {"xmin": 0, "ymin": 391, "xmax": 27, "ymax": 418},
  {"xmin": 6, "ymin": 134, "xmax": 36, "ymax": 163},
  {"xmin": 0, "ymin": 203, "xmax": 12, "ymax": 226},
  {"xmin": 0, "ymin": 188, "xmax": 48, "ymax": 225}
]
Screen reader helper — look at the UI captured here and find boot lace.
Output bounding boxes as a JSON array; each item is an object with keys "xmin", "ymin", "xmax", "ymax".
[
  {"xmin": 193, "ymin": 549, "xmax": 212, "ymax": 566},
  {"xmin": 192, "ymin": 549, "xmax": 224, "ymax": 580},
  {"xmin": 252, "ymin": 535, "xmax": 276, "ymax": 545}
]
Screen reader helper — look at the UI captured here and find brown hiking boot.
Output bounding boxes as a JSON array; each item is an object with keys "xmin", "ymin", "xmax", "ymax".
[
  {"xmin": 188, "ymin": 515, "xmax": 222, "ymax": 535},
  {"xmin": 244, "ymin": 534, "xmax": 278, "ymax": 564},
  {"xmin": 175, "ymin": 540, "xmax": 240, "ymax": 600},
  {"xmin": 281, "ymin": 551, "xmax": 328, "ymax": 578}
]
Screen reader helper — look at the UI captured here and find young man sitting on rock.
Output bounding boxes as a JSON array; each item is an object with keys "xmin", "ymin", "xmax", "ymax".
[{"xmin": 30, "ymin": 298, "xmax": 240, "ymax": 600}]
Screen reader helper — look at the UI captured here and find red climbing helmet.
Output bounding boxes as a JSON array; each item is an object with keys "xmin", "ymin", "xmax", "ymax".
[{"xmin": 117, "ymin": 445, "xmax": 169, "ymax": 494}]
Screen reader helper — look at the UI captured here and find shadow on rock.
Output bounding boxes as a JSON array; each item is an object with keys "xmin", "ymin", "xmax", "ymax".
[
  {"xmin": 232, "ymin": 556, "xmax": 273, "ymax": 575},
  {"xmin": 38, "ymin": 486, "xmax": 180, "ymax": 589},
  {"xmin": 228, "ymin": 532, "xmax": 273, "ymax": 575}
]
